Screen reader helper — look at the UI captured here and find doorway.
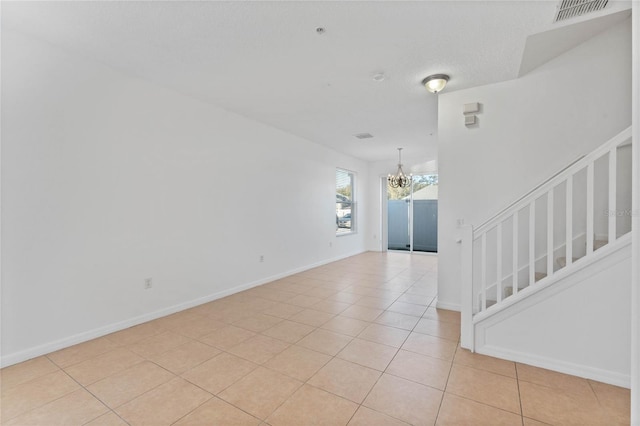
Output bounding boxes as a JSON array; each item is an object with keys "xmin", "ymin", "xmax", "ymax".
[{"xmin": 387, "ymin": 174, "xmax": 438, "ymax": 253}]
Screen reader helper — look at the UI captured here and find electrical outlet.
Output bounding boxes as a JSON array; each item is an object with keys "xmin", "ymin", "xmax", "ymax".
[
  {"xmin": 457, "ymin": 219, "xmax": 465, "ymax": 227},
  {"xmin": 144, "ymin": 278, "xmax": 152, "ymax": 289},
  {"xmin": 260, "ymin": 255, "xmax": 264, "ymax": 263},
  {"xmin": 329, "ymin": 242, "xmax": 332, "ymax": 247}
]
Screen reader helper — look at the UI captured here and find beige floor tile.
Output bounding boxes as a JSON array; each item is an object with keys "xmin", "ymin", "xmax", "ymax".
[
  {"xmin": 152, "ymin": 311, "xmax": 204, "ymax": 330},
  {"xmin": 289, "ymin": 308, "xmax": 335, "ymax": 327},
  {"xmin": 337, "ymin": 338, "xmax": 397, "ymax": 371},
  {"xmin": 198, "ymin": 325, "xmax": 257, "ymax": 350},
  {"xmin": 261, "ymin": 320, "xmax": 315, "ymax": 343},
  {"xmin": 523, "ymin": 418, "xmax": 552, "ymax": 426},
  {"xmin": 240, "ymin": 297, "xmax": 278, "ymax": 311},
  {"xmin": 105, "ymin": 322, "xmax": 165, "ymax": 346},
  {"xmin": 305, "ymin": 287, "xmax": 338, "ymax": 299},
  {"xmin": 228, "ymin": 335, "xmax": 290, "ymax": 364},
  {"xmin": 374, "ymin": 311, "xmax": 420, "ymax": 330},
  {"xmin": 261, "ymin": 302, "xmax": 305, "ymax": 319},
  {"xmin": 297, "ymin": 329, "xmax": 353, "ymax": 356},
  {"xmin": 386, "ymin": 349, "xmax": 451, "ymax": 390},
  {"xmin": 422, "ymin": 308, "xmax": 461, "ymax": 324},
  {"xmin": 519, "ymin": 380, "xmax": 609, "ymax": 425},
  {"xmin": 327, "ymin": 291, "xmax": 363, "ymax": 304},
  {"xmin": 1, "ymin": 370, "xmax": 80, "ymax": 422},
  {"xmin": 357, "ymin": 323, "xmax": 410, "ymax": 348},
  {"xmin": 264, "ymin": 345, "xmax": 332, "ymax": 381},
  {"xmin": 254, "ymin": 289, "xmax": 299, "ymax": 303},
  {"xmin": 310, "ymin": 299, "xmax": 352, "ymax": 314},
  {"xmin": 446, "ymin": 364, "xmax": 521, "ymax": 414},
  {"xmin": 127, "ymin": 331, "xmax": 192, "ymax": 358},
  {"xmin": 84, "ymin": 411, "xmax": 129, "ymax": 426},
  {"xmin": 395, "ymin": 293, "xmax": 433, "ymax": 306},
  {"xmin": 453, "ymin": 346, "xmax": 516, "ymax": 378},
  {"xmin": 516, "ymin": 363, "xmax": 596, "ymax": 399},
  {"xmin": 147, "ymin": 340, "xmax": 220, "ymax": 374},
  {"xmin": 340, "ymin": 305, "xmax": 384, "ymax": 321},
  {"xmin": 169, "ymin": 317, "xmax": 228, "ymax": 339},
  {"xmin": 413, "ymin": 318, "xmax": 460, "ymax": 341},
  {"xmin": 210, "ymin": 307, "xmax": 256, "ymax": 324},
  {"xmin": 87, "ymin": 361, "xmax": 175, "ymax": 408},
  {"xmin": 363, "ymin": 373, "xmax": 442, "ymax": 426},
  {"xmin": 47, "ymin": 337, "xmax": 120, "ymax": 368},
  {"xmin": 219, "ymin": 367, "xmax": 302, "ymax": 419},
  {"xmin": 0, "ymin": 357, "xmax": 59, "ymax": 390},
  {"xmin": 174, "ymin": 397, "xmax": 261, "ymax": 425},
  {"xmin": 64, "ymin": 347, "xmax": 144, "ymax": 386},
  {"xmin": 267, "ymin": 384, "xmax": 358, "ymax": 426},
  {"xmin": 232, "ymin": 314, "xmax": 284, "ymax": 333},
  {"xmin": 387, "ymin": 301, "xmax": 427, "ymax": 317},
  {"xmin": 321, "ymin": 316, "xmax": 370, "ymax": 337},
  {"xmin": 588, "ymin": 380, "xmax": 630, "ymax": 424},
  {"xmin": 402, "ymin": 332, "xmax": 457, "ymax": 361},
  {"xmin": 181, "ymin": 352, "xmax": 257, "ymax": 394},
  {"xmin": 354, "ymin": 296, "xmax": 394, "ymax": 310},
  {"xmin": 116, "ymin": 377, "xmax": 211, "ymax": 425},
  {"xmin": 287, "ymin": 294, "xmax": 324, "ymax": 308},
  {"xmin": 436, "ymin": 393, "xmax": 522, "ymax": 426},
  {"xmin": 308, "ymin": 358, "xmax": 381, "ymax": 403},
  {"xmin": 347, "ymin": 406, "xmax": 409, "ymax": 426},
  {"xmin": 4, "ymin": 388, "xmax": 107, "ymax": 426}
]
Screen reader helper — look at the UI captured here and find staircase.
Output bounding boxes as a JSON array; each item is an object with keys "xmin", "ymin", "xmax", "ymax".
[{"xmin": 460, "ymin": 127, "xmax": 632, "ymax": 353}]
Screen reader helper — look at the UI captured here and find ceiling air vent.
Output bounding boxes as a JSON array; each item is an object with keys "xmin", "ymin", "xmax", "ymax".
[
  {"xmin": 554, "ymin": 0, "xmax": 608, "ymax": 22},
  {"xmin": 354, "ymin": 133, "xmax": 374, "ymax": 139}
]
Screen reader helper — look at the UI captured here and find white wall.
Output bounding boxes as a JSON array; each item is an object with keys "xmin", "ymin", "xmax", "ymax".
[
  {"xmin": 437, "ymin": 18, "xmax": 632, "ymax": 310},
  {"xmin": 1, "ymin": 30, "xmax": 369, "ymax": 365}
]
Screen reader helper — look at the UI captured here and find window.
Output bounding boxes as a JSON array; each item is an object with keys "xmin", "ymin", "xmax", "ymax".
[{"xmin": 336, "ymin": 169, "xmax": 355, "ymax": 235}]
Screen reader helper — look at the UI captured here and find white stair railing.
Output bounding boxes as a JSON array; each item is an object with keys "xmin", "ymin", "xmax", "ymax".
[{"xmin": 461, "ymin": 127, "xmax": 632, "ymax": 351}]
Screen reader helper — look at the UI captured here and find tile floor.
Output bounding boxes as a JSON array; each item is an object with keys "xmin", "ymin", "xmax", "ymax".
[{"xmin": 0, "ymin": 252, "xmax": 631, "ymax": 425}]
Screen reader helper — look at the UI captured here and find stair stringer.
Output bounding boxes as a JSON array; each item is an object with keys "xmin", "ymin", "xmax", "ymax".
[{"xmin": 472, "ymin": 235, "xmax": 632, "ymax": 387}]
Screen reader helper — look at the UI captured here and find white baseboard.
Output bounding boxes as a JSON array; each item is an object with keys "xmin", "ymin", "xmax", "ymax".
[
  {"xmin": 478, "ymin": 344, "xmax": 631, "ymax": 389},
  {"xmin": 435, "ymin": 299, "xmax": 461, "ymax": 312},
  {"xmin": 0, "ymin": 250, "xmax": 366, "ymax": 368}
]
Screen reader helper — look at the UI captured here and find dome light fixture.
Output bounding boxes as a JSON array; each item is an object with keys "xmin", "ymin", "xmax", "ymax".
[
  {"xmin": 422, "ymin": 74, "xmax": 450, "ymax": 94},
  {"xmin": 388, "ymin": 148, "xmax": 412, "ymax": 188}
]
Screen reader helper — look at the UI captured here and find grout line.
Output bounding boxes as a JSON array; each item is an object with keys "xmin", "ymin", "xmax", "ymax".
[
  {"xmin": 514, "ymin": 361, "xmax": 525, "ymax": 426},
  {"xmin": 430, "ymin": 332, "xmax": 456, "ymax": 425}
]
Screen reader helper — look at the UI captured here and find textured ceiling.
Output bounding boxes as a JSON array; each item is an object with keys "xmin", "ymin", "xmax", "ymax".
[{"xmin": 2, "ymin": 1, "xmax": 588, "ymax": 163}]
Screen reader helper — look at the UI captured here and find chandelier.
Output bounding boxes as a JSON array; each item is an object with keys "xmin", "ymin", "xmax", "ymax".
[{"xmin": 388, "ymin": 148, "xmax": 412, "ymax": 188}]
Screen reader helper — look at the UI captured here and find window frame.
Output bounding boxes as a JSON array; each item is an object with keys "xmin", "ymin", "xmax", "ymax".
[{"xmin": 336, "ymin": 168, "xmax": 356, "ymax": 236}]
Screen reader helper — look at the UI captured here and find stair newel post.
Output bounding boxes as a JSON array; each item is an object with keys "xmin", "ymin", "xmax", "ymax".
[
  {"xmin": 566, "ymin": 176, "xmax": 573, "ymax": 268},
  {"xmin": 608, "ymin": 146, "xmax": 617, "ymax": 244},
  {"xmin": 512, "ymin": 212, "xmax": 519, "ymax": 296},
  {"xmin": 460, "ymin": 224, "xmax": 474, "ymax": 351},
  {"xmin": 497, "ymin": 222, "xmax": 503, "ymax": 303},
  {"xmin": 547, "ymin": 190, "xmax": 554, "ymax": 277},
  {"xmin": 587, "ymin": 163, "xmax": 595, "ymax": 255}
]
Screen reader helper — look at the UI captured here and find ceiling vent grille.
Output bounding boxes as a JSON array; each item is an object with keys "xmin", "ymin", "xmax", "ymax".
[
  {"xmin": 354, "ymin": 133, "xmax": 374, "ymax": 139},
  {"xmin": 554, "ymin": 0, "xmax": 608, "ymax": 22}
]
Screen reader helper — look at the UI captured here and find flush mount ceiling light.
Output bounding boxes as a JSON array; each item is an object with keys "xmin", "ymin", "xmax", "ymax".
[
  {"xmin": 388, "ymin": 148, "xmax": 412, "ymax": 188},
  {"xmin": 422, "ymin": 74, "xmax": 450, "ymax": 94}
]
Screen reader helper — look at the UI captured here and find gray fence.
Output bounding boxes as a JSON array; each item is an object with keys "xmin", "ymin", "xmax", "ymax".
[{"xmin": 388, "ymin": 200, "xmax": 438, "ymax": 252}]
